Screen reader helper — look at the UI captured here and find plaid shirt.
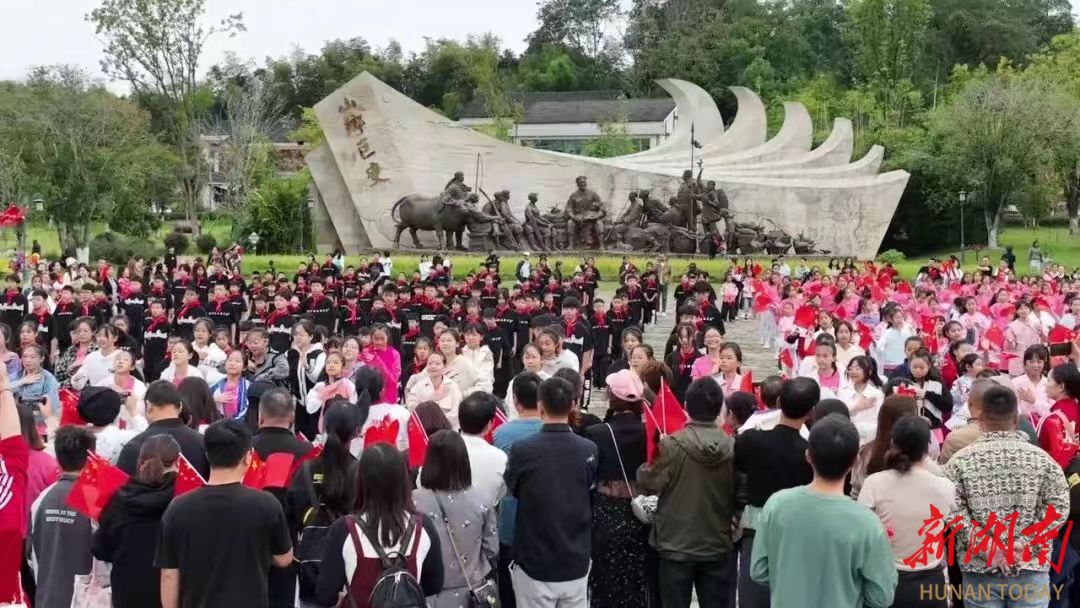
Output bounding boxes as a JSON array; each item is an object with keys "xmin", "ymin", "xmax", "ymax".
[{"xmin": 943, "ymin": 431, "xmax": 1069, "ymax": 574}]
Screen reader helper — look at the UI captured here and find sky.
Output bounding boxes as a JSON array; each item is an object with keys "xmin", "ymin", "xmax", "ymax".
[
  {"xmin": 0, "ymin": 0, "xmax": 540, "ymax": 89},
  {"xmin": 2, "ymin": 0, "xmax": 1079, "ymax": 91}
]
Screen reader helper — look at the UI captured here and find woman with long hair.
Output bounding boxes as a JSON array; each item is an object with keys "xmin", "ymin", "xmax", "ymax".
[
  {"xmin": 461, "ymin": 323, "xmax": 495, "ymax": 395},
  {"xmin": 1012, "ymin": 345, "xmax": 1051, "ymax": 423},
  {"xmin": 414, "ymin": 431, "xmax": 498, "ymax": 608},
  {"xmin": 341, "ymin": 336, "xmax": 362, "ymax": 379},
  {"xmin": 92, "ymin": 350, "xmax": 147, "ymax": 428},
  {"xmin": 192, "ymin": 318, "xmax": 228, "ymax": 378},
  {"xmin": 54, "ymin": 316, "xmax": 95, "ymax": 387},
  {"xmin": 160, "ymin": 339, "xmax": 204, "ymax": 385},
  {"xmin": 414, "ymin": 400, "xmax": 454, "ymax": 437},
  {"xmin": 584, "ymin": 369, "xmax": 651, "ymax": 607},
  {"xmin": 289, "ymin": 319, "xmax": 326, "ymax": 440},
  {"xmin": 607, "ymin": 327, "xmax": 643, "ymax": 375},
  {"xmin": 834, "ymin": 320, "xmax": 865, "ymax": 375},
  {"xmin": 878, "ymin": 306, "xmax": 914, "ymax": 374},
  {"xmin": 858, "ymin": 417, "xmax": 954, "ymax": 608},
  {"xmin": 437, "ymin": 328, "xmax": 479, "ymax": 395},
  {"xmin": 838, "ymin": 355, "xmax": 886, "ymax": 444},
  {"xmin": 210, "ymin": 350, "xmax": 252, "ymax": 420},
  {"xmin": 406, "ymin": 352, "xmax": 464, "ymax": 429},
  {"xmin": 94, "ymin": 435, "xmax": 181, "ymax": 608},
  {"xmin": 535, "ymin": 326, "xmax": 580, "ymax": 376},
  {"xmin": 400, "ymin": 336, "xmax": 433, "ymax": 397},
  {"xmin": 361, "ymin": 324, "xmax": 401, "ymax": 405},
  {"xmin": 314, "ymin": 443, "xmax": 443, "ymax": 605},
  {"xmin": 1005, "ymin": 300, "xmax": 1047, "ymax": 376},
  {"xmin": 850, "ymin": 395, "xmax": 922, "ymax": 498},
  {"xmin": 177, "ymin": 376, "xmax": 220, "ymax": 431},
  {"xmin": 690, "ymin": 326, "xmax": 724, "ymax": 380},
  {"xmin": 886, "ymin": 348, "xmax": 952, "ymax": 430},
  {"xmin": 291, "ymin": 404, "xmax": 363, "ymax": 602},
  {"xmin": 11, "ymin": 343, "xmax": 60, "ymax": 429},
  {"xmin": 665, "ymin": 323, "xmax": 701, "ymax": 404},
  {"xmin": 1037, "ymin": 363, "xmax": 1080, "ymax": 468},
  {"xmin": 73, "ymin": 324, "xmax": 121, "ymax": 388},
  {"xmin": 17, "ymin": 320, "xmax": 42, "ymax": 354}
]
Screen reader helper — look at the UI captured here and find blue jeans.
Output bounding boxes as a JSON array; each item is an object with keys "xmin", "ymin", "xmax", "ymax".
[{"xmin": 962, "ymin": 571, "xmax": 1057, "ymax": 608}]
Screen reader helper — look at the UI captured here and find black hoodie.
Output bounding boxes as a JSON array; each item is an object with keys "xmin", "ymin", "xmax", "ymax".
[{"xmin": 92, "ymin": 474, "xmax": 176, "ymax": 608}]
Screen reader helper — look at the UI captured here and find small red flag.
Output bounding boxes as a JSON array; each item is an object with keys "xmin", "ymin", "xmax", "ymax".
[
  {"xmin": 779, "ymin": 348, "xmax": 795, "ymax": 370},
  {"xmin": 58, "ymin": 388, "xmax": 84, "ymax": 427},
  {"xmin": 174, "ymin": 454, "xmax": 207, "ymax": 498},
  {"xmin": 856, "ymin": 321, "xmax": 875, "ymax": 350},
  {"xmin": 983, "ymin": 325, "xmax": 1005, "ymax": 351},
  {"xmin": 739, "ymin": 370, "xmax": 754, "ymax": 394},
  {"xmin": 794, "ymin": 306, "xmax": 818, "ymax": 330},
  {"xmin": 262, "ymin": 453, "xmax": 296, "ymax": 489},
  {"xmin": 1049, "ymin": 325, "xmax": 1073, "ymax": 345},
  {"xmin": 363, "ymin": 418, "xmax": 401, "ymax": 448},
  {"xmin": 65, "ymin": 452, "xmax": 129, "ymax": 520},
  {"xmin": 407, "ymin": 410, "xmax": 429, "ymax": 469},
  {"xmin": 485, "ymin": 407, "xmax": 508, "ymax": 444},
  {"xmin": 287, "ymin": 445, "xmax": 323, "ymax": 484},
  {"xmin": 644, "ymin": 380, "xmax": 688, "ymax": 464},
  {"xmin": 894, "ymin": 384, "xmax": 918, "ymax": 398},
  {"xmin": 242, "ymin": 449, "xmax": 267, "ymax": 489}
]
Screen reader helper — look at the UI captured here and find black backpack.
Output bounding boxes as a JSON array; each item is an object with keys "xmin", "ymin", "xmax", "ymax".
[
  {"xmin": 344, "ymin": 515, "xmax": 426, "ymax": 608},
  {"xmin": 294, "ymin": 463, "xmax": 343, "ymax": 601}
]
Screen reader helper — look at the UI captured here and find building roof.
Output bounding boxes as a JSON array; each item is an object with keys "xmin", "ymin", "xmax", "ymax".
[{"xmin": 458, "ymin": 91, "xmax": 675, "ymax": 124}]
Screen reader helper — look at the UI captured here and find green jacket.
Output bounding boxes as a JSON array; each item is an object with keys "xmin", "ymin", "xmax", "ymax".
[{"xmin": 638, "ymin": 421, "xmax": 743, "ymax": 561}]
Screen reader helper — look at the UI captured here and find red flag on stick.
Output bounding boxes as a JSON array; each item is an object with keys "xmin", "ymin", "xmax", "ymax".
[
  {"xmin": 407, "ymin": 410, "xmax": 429, "ymax": 469},
  {"xmin": 242, "ymin": 449, "xmax": 267, "ymax": 489},
  {"xmin": 287, "ymin": 445, "xmax": 323, "ymax": 484},
  {"xmin": 262, "ymin": 453, "xmax": 296, "ymax": 489},
  {"xmin": 174, "ymin": 454, "xmax": 206, "ymax": 498},
  {"xmin": 644, "ymin": 380, "xmax": 688, "ymax": 464},
  {"xmin": 58, "ymin": 388, "xmax": 84, "ymax": 427},
  {"xmin": 794, "ymin": 306, "xmax": 818, "ymax": 330},
  {"xmin": 65, "ymin": 452, "xmax": 129, "ymax": 520},
  {"xmin": 485, "ymin": 407, "xmax": 508, "ymax": 444}
]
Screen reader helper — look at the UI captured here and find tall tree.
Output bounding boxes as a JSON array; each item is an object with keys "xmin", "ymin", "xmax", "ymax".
[
  {"xmin": 1026, "ymin": 31, "xmax": 1080, "ymax": 233},
  {"xmin": 87, "ymin": 0, "xmax": 244, "ymax": 233},
  {"xmin": 924, "ymin": 0, "xmax": 1073, "ymax": 72},
  {"xmin": 0, "ymin": 66, "xmax": 176, "ymax": 252},
  {"xmin": 929, "ymin": 71, "xmax": 1070, "ymax": 248},
  {"xmin": 528, "ymin": 0, "xmax": 623, "ymax": 59}
]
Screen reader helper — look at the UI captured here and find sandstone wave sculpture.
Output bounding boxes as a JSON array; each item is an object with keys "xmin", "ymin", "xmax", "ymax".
[{"xmin": 307, "ymin": 72, "xmax": 909, "ymax": 258}]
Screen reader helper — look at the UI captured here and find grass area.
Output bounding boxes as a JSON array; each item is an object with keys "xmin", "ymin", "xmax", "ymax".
[
  {"xmin": 240, "ymin": 226, "xmax": 1078, "ymax": 281},
  {"xmin": 11, "ymin": 218, "xmax": 236, "ymax": 259},
  {"xmin": 9, "ymin": 218, "xmax": 1076, "ymax": 281}
]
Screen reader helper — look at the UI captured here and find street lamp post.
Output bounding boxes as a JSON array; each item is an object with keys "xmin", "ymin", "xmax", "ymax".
[
  {"xmin": 248, "ymin": 231, "xmax": 260, "ymax": 256},
  {"xmin": 959, "ymin": 190, "xmax": 967, "ymax": 264}
]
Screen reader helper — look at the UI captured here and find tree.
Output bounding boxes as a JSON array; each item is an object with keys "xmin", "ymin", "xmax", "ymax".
[
  {"xmin": 846, "ymin": 0, "xmax": 932, "ymax": 127},
  {"xmin": 0, "ymin": 66, "xmax": 176, "ymax": 252},
  {"xmin": 528, "ymin": 0, "xmax": 623, "ymax": 60},
  {"xmin": 242, "ymin": 171, "xmax": 313, "ymax": 253},
  {"xmin": 582, "ymin": 112, "xmax": 638, "ymax": 158},
  {"xmin": 87, "ymin": 0, "xmax": 245, "ymax": 233},
  {"xmin": 203, "ymin": 83, "xmax": 283, "ymax": 229},
  {"xmin": 1026, "ymin": 31, "xmax": 1080, "ymax": 233},
  {"xmin": 928, "ymin": 71, "xmax": 1069, "ymax": 248}
]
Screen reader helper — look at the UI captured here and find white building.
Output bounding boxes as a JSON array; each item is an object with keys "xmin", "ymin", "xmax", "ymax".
[{"xmin": 456, "ymin": 91, "xmax": 677, "ymax": 155}]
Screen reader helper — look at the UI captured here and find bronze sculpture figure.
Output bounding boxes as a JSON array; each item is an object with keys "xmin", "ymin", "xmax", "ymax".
[{"xmin": 564, "ymin": 176, "xmax": 607, "ymax": 249}]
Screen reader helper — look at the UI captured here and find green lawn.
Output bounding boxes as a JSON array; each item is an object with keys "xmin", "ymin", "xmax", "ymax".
[{"xmin": 11, "ymin": 219, "xmax": 1077, "ymax": 281}]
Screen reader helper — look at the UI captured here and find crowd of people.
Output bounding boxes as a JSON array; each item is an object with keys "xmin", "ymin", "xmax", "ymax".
[{"xmin": 0, "ymin": 244, "xmax": 1079, "ymax": 608}]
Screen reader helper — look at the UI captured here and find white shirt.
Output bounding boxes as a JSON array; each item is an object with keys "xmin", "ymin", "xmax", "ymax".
[
  {"xmin": 461, "ymin": 433, "xmax": 507, "ymax": 508},
  {"xmin": 738, "ymin": 409, "xmax": 782, "ymax": 433},
  {"xmin": 837, "ymin": 383, "xmax": 885, "ymax": 445},
  {"xmin": 541, "ymin": 350, "xmax": 579, "ymax": 377},
  {"xmin": 460, "ymin": 346, "xmax": 495, "ymax": 395},
  {"xmin": 379, "ymin": 256, "xmax": 392, "ymax": 277},
  {"xmin": 159, "ymin": 365, "xmax": 206, "ymax": 384},
  {"xmin": 72, "ymin": 350, "xmax": 121, "ymax": 389},
  {"xmin": 362, "ymin": 403, "xmax": 412, "ymax": 451},
  {"xmin": 418, "ymin": 261, "xmax": 433, "ymax": 280},
  {"xmin": 506, "ymin": 370, "xmax": 551, "ymax": 421},
  {"xmin": 92, "ymin": 375, "xmax": 147, "ymax": 425}
]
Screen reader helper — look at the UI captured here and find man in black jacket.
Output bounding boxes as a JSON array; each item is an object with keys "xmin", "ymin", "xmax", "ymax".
[
  {"xmin": 253, "ymin": 388, "xmax": 313, "ymax": 608},
  {"xmin": 117, "ymin": 381, "xmax": 209, "ymax": 479}
]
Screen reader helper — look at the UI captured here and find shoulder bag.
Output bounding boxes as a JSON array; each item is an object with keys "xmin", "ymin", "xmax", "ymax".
[
  {"xmin": 607, "ymin": 423, "xmax": 657, "ymax": 525},
  {"xmin": 434, "ymin": 495, "xmax": 498, "ymax": 607}
]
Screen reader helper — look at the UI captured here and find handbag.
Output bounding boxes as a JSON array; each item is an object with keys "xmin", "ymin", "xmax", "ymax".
[
  {"xmin": 434, "ymin": 495, "xmax": 498, "ymax": 607},
  {"xmin": 70, "ymin": 560, "xmax": 112, "ymax": 608},
  {"xmin": 607, "ymin": 423, "xmax": 657, "ymax": 525}
]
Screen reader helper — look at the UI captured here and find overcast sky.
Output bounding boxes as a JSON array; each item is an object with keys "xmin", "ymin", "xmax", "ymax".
[{"xmin": 3, "ymin": 0, "xmax": 1079, "ymax": 91}]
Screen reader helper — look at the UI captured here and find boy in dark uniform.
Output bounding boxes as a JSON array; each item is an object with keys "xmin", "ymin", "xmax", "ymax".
[
  {"xmin": 121, "ymin": 279, "xmax": 148, "ymax": 344},
  {"xmin": 303, "ymin": 278, "xmax": 337, "ymax": 334},
  {"xmin": 339, "ymin": 289, "xmax": 364, "ymax": 337},
  {"xmin": 266, "ymin": 293, "xmax": 295, "ymax": 354},
  {"xmin": 174, "ymin": 287, "xmax": 207, "ymax": 342},
  {"xmin": 143, "ymin": 298, "xmax": 171, "ymax": 382}
]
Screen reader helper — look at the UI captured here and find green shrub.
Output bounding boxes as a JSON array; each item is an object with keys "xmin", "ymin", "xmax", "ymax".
[
  {"xmin": 195, "ymin": 233, "xmax": 218, "ymax": 254},
  {"xmin": 877, "ymin": 249, "xmax": 907, "ymax": 265},
  {"xmin": 163, "ymin": 231, "xmax": 190, "ymax": 254},
  {"xmin": 89, "ymin": 232, "xmax": 158, "ymax": 264}
]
